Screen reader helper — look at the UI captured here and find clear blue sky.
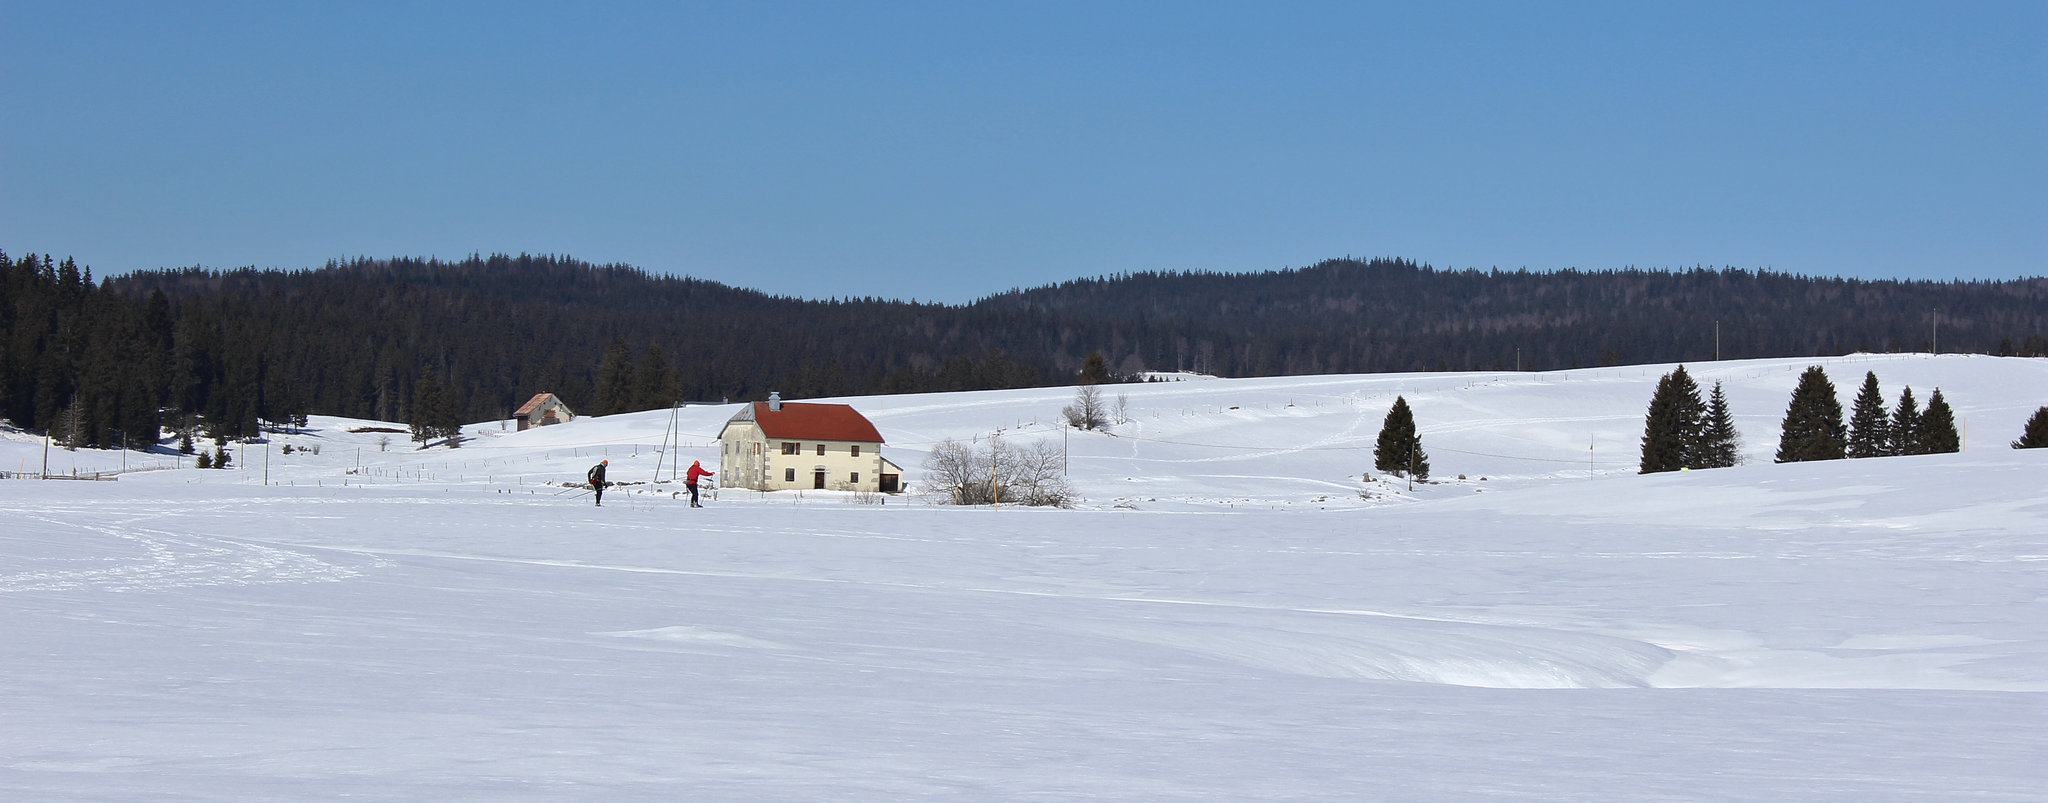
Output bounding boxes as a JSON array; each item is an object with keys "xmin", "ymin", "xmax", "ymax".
[{"xmin": 4, "ymin": 1, "xmax": 2042, "ymax": 302}]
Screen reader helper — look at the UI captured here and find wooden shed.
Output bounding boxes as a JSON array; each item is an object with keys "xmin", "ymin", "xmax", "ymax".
[{"xmin": 513, "ymin": 392, "xmax": 576, "ymax": 431}]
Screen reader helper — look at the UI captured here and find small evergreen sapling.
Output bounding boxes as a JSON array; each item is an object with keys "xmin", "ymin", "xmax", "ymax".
[{"xmin": 2013, "ymin": 406, "xmax": 2048, "ymax": 449}]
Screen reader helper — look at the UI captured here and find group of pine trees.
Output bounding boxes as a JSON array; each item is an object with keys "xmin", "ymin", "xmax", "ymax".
[
  {"xmin": 1638, "ymin": 365, "xmax": 1973, "ymax": 471},
  {"xmin": 1779, "ymin": 367, "xmax": 1958, "ymax": 462},
  {"xmin": 1639, "ymin": 365, "xmax": 1971, "ymax": 471},
  {"xmin": 1637, "ymin": 366, "xmax": 1740, "ymax": 473},
  {"xmin": 0, "ymin": 251, "xmax": 314, "ymax": 452}
]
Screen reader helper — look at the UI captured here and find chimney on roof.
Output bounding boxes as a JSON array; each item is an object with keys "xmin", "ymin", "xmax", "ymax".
[{"xmin": 768, "ymin": 391, "xmax": 782, "ymax": 412}]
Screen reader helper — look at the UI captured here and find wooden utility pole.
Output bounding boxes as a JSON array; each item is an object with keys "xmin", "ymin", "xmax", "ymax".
[{"xmin": 1407, "ymin": 434, "xmax": 1418, "ymax": 492}]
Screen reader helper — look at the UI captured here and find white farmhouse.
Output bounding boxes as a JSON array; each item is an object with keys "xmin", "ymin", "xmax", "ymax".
[{"xmin": 718, "ymin": 393, "xmax": 902, "ymax": 493}]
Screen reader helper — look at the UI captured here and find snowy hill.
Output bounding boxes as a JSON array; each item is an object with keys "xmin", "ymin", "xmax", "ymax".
[{"xmin": 4, "ymin": 354, "xmax": 2044, "ymax": 798}]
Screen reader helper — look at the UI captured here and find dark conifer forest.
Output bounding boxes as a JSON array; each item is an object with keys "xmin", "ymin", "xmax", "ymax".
[{"xmin": 4, "ymin": 248, "xmax": 2045, "ymax": 449}]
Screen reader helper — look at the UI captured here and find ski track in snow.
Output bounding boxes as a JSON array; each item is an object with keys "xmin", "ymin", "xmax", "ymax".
[{"xmin": 0, "ymin": 509, "xmax": 368, "ymax": 594}]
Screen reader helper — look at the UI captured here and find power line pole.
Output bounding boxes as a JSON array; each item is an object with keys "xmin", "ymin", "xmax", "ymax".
[{"xmin": 1407, "ymin": 434, "xmax": 1419, "ymax": 493}]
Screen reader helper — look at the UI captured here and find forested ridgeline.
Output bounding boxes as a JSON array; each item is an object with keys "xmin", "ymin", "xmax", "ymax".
[
  {"xmin": 3, "ymin": 252, "xmax": 1057, "ymax": 449},
  {"xmin": 3, "ymin": 249, "xmax": 2044, "ymax": 450},
  {"xmin": 977, "ymin": 259, "xmax": 2048, "ymax": 376}
]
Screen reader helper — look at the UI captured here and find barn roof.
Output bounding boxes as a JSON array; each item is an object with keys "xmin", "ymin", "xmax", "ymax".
[
  {"xmin": 513, "ymin": 392, "xmax": 565, "ymax": 416},
  {"xmin": 726, "ymin": 401, "xmax": 884, "ymax": 443}
]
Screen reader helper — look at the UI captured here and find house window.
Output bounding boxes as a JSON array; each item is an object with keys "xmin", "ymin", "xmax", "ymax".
[
  {"xmin": 785, "ymin": 468, "xmax": 796, "ymax": 482},
  {"xmin": 816, "ymin": 444, "xmax": 826, "ymax": 456},
  {"xmin": 851, "ymin": 472, "xmax": 860, "ymax": 484},
  {"xmin": 782, "ymin": 442, "xmax": 799, "ymax": 455},
  {"xmin": 851, "ymin": 445, "xmax": 860, "ymax": 457}
]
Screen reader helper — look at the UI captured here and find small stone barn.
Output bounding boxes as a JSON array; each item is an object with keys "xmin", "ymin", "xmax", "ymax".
[
  {"xmin": 513, "ymin": 392, "xmax": 576, "ymax": 431},
  {"xmin": 718, "ymin": 393, "xmax": 902, "ymax": 493}
]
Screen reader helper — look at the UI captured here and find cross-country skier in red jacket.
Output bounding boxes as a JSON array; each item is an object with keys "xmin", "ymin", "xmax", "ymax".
[{"xmin": 685, "ymin": 460, "xmax": 714, "ymax": 508}]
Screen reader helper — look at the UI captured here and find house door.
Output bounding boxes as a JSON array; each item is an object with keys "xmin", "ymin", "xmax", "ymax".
[{"xmin": 813, "ymin": 469, "xmax": 827, "ymax": 490}]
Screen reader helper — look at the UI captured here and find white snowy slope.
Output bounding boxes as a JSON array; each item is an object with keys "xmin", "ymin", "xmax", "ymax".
[{"xmin": 2, "ymin": 353, "xmax": 2044, "ymax": 800}]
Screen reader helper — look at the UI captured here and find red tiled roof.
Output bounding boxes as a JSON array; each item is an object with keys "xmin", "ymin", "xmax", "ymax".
[{"xmin": 744, "ymin": 401, "xmax": 884, "ymax": 443}]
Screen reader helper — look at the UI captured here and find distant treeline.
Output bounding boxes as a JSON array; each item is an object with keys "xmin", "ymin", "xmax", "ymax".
[
  {"xmin": 3, "ymin": 249, "xmax": 2043, "ymax": 449},
  {"xmin": 986, "ymin": 260, "xmax": 2048, "ymax": 376}
]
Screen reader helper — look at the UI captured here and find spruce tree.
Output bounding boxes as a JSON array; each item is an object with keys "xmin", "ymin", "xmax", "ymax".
[
  {"xmin": 2013, "ymin": 406, "xmax": 2048, "ymax": 449},
  {"xmin": 1638, "ymin": 365, "xmax": 1705, "ymax": 473},
  {"xmin": 1078, "ymin": 351, "xmax": 1112, "ymax": 385},
  {"xmin": 1845, "ymin": 371, "xmax": 1891, "ymax": 458},
  {"xmin": 593, "ymin": 336, "xmax": 636, "ymax": 415},
  {"xmin": 1917, "ymin": 389, "xmax": 1960, "ymax": 454},
  {"xmin": 1890, "ymin": 387, "xmax": 1921, "ymax": 456},
  {"xmin": 1775, "ymin": 365, "xmax": 1845, "ymax": 463},
  {"xmin": 635, "ymin": 344, "xmax": 682, "ymax": 410},
  {"xmin": 409, "ymin": 368, "xmax": 448, "ymax": 445},
  {"xmin": 1699, "ymin": 380, "xmax": 1740, "ymax": 468},
  {"xmin": 434, "ymin": 370, "xmax": 463, "ymax": 447},
  {"xmin": 1373, "ymin": 396, "xmax": 1430, "ymax": 479}
]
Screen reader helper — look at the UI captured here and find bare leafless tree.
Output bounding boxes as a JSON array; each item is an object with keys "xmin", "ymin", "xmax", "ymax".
[
  {"xmin": 919, "ymin": 434, "xmax": 1076, "ymax": 508},
  {"xmin": 1062, "ymin": 385, "xmax": 1106, "ymax": 431}
]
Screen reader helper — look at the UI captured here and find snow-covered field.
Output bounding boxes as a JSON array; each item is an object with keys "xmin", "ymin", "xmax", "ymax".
[{"xmin": 4, "ymin": 354, "xmax": 2044, "ymax": 799}]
